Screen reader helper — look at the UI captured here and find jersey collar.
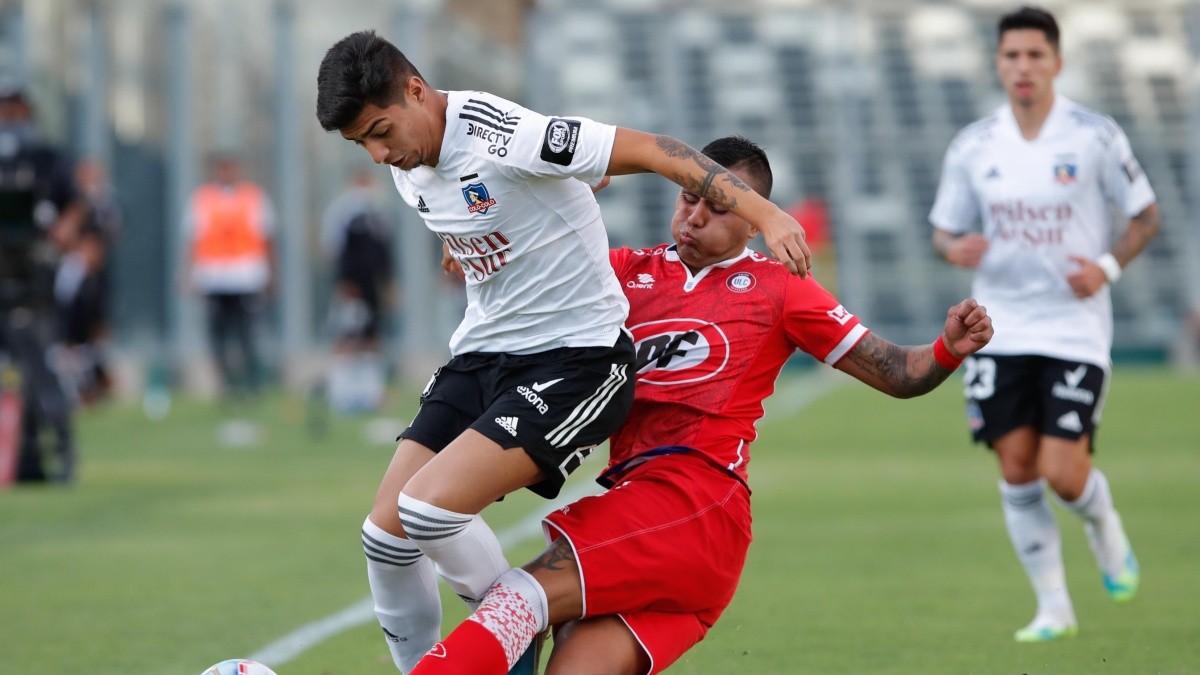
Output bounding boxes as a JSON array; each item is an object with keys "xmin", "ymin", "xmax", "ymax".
[
  {"xmin": 665, "ymin": 245, "xmax": 754, "ymax": 292},
  {"xmin": 1001, "ymin": 93, "xmax": 1072, "ymax": 142}
]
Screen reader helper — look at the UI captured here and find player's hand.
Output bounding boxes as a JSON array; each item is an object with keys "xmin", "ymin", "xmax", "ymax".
[
  {"xmin": 942, "ymin": 298, "xmax": 993, "ymax": 359},
  {"xmin": 946, "ymin": 234, "xmax": 989, "ymax": 268},
  {"xmin": 759, "ymin": 209, "xmax": 812, "ymax": 278},
  {"xmin": 441, "ymin": 242, "xmax": 465, "ymax": 282},
  {"xmin": 1066, "ymin": 255, "xmax": 1107, "ymax": 299}
]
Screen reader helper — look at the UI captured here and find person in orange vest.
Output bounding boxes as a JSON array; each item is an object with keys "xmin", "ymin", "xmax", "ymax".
[{"xmin": 182, "ymin": 155, "xmax": 276, "ymax": 397}]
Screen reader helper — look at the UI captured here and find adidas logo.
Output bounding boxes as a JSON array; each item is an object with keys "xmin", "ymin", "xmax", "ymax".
[
  {"xmin": 417, "ymin": 196, "xmax": 430, "ymax": 213},
  {"xmin": 1057, "ymin": 410, "xmax": 1083, "ymax": 433},
  {"xmin": 984, "ymin": 166, "xmax": 1001, "ymax": 180},
  {"xmin": 495, "ymin": 416, "xmax": 519, "ymax": 436}
]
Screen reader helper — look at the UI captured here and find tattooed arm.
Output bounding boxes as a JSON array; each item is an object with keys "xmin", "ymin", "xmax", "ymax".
[
  {"xmin": 1066, "ymin": 202, "xmax": 1161, "ymax": 299},
  {"xmin": 834, "ymin": 298, "xmax": 994, "ymax": 398},
  {"xmin": 606, "ymin": 128, "xmax": 811, "ymax": 277}
]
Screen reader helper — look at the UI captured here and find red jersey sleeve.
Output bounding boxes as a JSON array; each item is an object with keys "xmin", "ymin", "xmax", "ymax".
[
  {"xmin": 781, "ymin": 275, "xmax": 869, "ymax": 365},
  {"xmin": 609, "ymin": 247, "xmax": 635, "ymax": 278}
]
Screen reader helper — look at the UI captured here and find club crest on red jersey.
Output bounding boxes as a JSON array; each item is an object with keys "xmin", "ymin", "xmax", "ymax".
[
  {"xmin": 726, "ymin": 272, "xmax": 756, "ymax": 293},
  {"xmin": 630, "ymin": 318, "xmax": 730, "ymax": 385}
]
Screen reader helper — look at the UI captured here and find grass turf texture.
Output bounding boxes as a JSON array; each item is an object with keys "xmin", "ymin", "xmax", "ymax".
[{"xmin": 0, "ymin": 367, "xmax": 1195, "ymax": 673}]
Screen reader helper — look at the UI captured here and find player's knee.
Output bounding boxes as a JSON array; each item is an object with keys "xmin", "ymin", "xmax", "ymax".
[
  {"xmin": 361, "ymin": 516, "xmax": 422, "ymax": 566},
  {"xmin": 397, "ymin": 492, "xmax": 474, "ymax": 550}
]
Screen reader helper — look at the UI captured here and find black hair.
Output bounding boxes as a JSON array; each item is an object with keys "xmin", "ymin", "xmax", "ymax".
[
  {"xmin": 998, "ymin": 6, "xmax": 1060, "ymax": 51},
  {"xmin": 700, "ymin": 135, "xmax": 772, "ymax": 198},
  {"xmin": 316, "ymin": 30, "xmax": 424, "ymax": 132}
]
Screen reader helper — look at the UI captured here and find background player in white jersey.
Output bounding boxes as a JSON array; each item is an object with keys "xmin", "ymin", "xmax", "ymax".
[
  {"xmin": 315, "ymin": 32, "xmax": 812, "ymax": 673},
  {"xmin": 409, "ymin": 136, "xmax": 994, "ymax": 674},
  {"xmin": 929, "ymin": 6, "xmax": 1160, "ymax": 643}
]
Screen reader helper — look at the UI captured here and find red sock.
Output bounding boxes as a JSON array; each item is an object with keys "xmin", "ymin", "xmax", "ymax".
[{"xmin": 409, "ymin": 619, "xmax": 508, "ymax": 675}]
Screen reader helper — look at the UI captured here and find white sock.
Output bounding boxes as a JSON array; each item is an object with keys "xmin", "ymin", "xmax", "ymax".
[
  {"xmin": 362, "ymin": 518, "xmax": 442, "ymax": 673},
  {"xmin": 1057, "ymin": 468, "xmax": 1131, "ymax": 577},
  {"xmin": 468, "ymin": 568, "xmax": 549, "ymax": 669},
  {"xmin": 397, "ymin": 493, "xmax": 510, "ymax": 605},
  {"xmin": 999, "ymin": 479, "xmax": 1075, "ymax": 623}
]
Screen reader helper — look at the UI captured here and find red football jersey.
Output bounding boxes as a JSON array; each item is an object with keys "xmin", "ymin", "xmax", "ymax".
[{"xmin": 608, "ymin": 245, "xmax": 868, "ymax": 482}]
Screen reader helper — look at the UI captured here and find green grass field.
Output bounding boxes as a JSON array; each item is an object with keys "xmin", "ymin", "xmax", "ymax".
[{"xmin": 1, "ymin": 367, "xmax": 1196, "ymax": 674}]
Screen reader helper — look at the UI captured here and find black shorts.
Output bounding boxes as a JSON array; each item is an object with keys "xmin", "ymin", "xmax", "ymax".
[
  {"xmin": 962, "ymin": 354, "xmax": 1109, "ymax": 448},
  {"xmin": 400, "ymin": 333, "xmax": 635, "ymax": 499}
]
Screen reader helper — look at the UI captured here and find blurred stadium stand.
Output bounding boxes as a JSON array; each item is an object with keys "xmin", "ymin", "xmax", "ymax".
[{"xmin": 4, "ymin": 0, "xmax": 1198, "ymax": 393}]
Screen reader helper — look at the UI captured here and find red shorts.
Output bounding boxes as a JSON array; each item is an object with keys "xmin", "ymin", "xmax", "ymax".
[{"xmin": 542, "ymin": 452, "xmax": 752, "ymax": 671}]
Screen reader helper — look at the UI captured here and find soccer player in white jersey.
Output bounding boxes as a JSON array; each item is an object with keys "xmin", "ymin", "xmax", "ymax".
[
  {"xmin": 409, "ymin": 136, "xmax": 993, "ymax": 675},
  {"xmin": 929, "ymin": 6, "xmax": 1160, "ymax": 643},
  {"xmin": 315, "ymin": 32, "xmax": 811, "ymax": 672}
]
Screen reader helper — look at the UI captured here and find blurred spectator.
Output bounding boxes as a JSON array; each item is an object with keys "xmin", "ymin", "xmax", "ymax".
[
  {"xmin": 51, "ymin": 159, "xmax": 122, "ymax": 406},
  {"xmin": 0, "ymin": 82, "xmax": 80, "ymax": 483},
  {"xmin": 319, "ymin": 167, "xmax": 395, "ymax": 414},
  {"xmin": 180, "ymin": 155, "xmax": 275, "ymax": 398}
]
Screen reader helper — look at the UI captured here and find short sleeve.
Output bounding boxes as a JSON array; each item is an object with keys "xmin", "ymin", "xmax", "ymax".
[
  {"xmin": 928, "ymin": 139, "xmax": 980, "ymax": 234},
  {"xmin": 781, "ymin": 275, "xmax": 869, "ymax": 365},
  {"xmin": 609, "ymin": 247, "xmax": 634, "ymax": 278},
  {"xmin": 494, "ymin": 108, "xmax": 617, "ymax": 185},
  {"xmin": 1099, "ymin": 124, "xmax": 1156, "ymax": 218}
]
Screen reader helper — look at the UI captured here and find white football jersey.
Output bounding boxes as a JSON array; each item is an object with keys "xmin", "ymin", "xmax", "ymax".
[
  {"xmin": 391, "ymin": 91, "xmax": 628, "ymax": 355},
  {"xmin": 930, "ymin": 96, "xmax": 1156, "ymax": 366}
]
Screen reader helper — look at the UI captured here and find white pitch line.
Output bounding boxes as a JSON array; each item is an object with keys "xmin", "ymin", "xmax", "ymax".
[
  {"xmin": 249, "ymin": 479, "xmax": 602, "ymax": 668},
  {"xmin": 250, "ymin": 369, "xmax": 842, "ymax": 668}
]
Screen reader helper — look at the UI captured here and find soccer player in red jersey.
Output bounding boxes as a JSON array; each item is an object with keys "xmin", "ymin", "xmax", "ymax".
[{"xmin": 412, "ymin": 136, "xmax": 994, "ymax": 674}]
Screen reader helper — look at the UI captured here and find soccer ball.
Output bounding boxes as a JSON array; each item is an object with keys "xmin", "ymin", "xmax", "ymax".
[{"xmin": 200, "ymin": 659, "xmax": 278, "ymax": 675}]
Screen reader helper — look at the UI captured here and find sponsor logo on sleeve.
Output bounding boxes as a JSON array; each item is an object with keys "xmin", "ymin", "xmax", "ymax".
[
  {"xmin": 1122, "ymin": 157, "xmax": 1143, "ymax": 184},
  {"xmin": 826, "ymin": 305, "xmax": 854, "ymax": 325},
  {"xmin": 540, "ymin": 118, "xmax": 582, "ymax": 166}
]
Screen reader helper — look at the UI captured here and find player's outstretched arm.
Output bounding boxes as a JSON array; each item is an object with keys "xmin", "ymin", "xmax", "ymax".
[
  {"xmin": 834, "ymin": 299, "xmax": 993, "ymax": 398},
  {"xmin": 605, "ymin": 128, "xmax": 811, "ymax": 277}
]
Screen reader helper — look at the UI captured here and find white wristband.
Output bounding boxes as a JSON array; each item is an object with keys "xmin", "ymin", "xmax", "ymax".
[{"xmin": 1096, "ymin": 253, "xmax": 1122, "ymax": 284}]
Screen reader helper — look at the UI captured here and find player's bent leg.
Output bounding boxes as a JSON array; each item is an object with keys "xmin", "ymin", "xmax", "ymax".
[
  {"xmin": 372, "ymin": 439, "xmax": 438, "ymax": 532},
  {"xmin": 523, "ymin": 536, "xmax": 585, "ymax": 625},
  {"xmin": 411, "ymin": 568, "xmax": 550, "ymax": 675},
  {"xmin": 1037, "ymin": 434, "xmax": 1092, "ymax": 501},
  {"xmin": 1043, "ymin": 439, "xmax": 1139, "ymax": 602},
  {"xmin": 401, "ymin": 430, "xmax": 543, "ymax": 604},
  {"xmin": 547, "ymin": 617, "xmax": 650, "ymax": 675},
  {"xmin": 993, "ymin": 428, "xmax": 1076, "ymax": 641},
  {"xmin": 364, "ymin": 517, "xmax": 443, "ymax": 672},
  {"xmin": 365, "ymin": 439, "xmax": 442, "ymax": 672},
  {"xmin": 403, "ymin": 429, "xmax": 545, "ymax": 513}
]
